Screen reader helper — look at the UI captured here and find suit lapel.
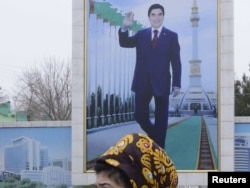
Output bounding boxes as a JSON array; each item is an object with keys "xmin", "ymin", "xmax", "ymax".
[
  {"xmin": 158, "ymin": 27, "xmax": 170, "ymax": 47},
  {"xmin": 146, "ymin": 28, "xmax": 152, "ymax": 42},
  {"xmin": 143, "ymin": 28, "xmax": 152, "ymax": 48},
  {"xmin": 143, "ymin": 27, "xmax": 170, "ymax": 48},
  {"xmin": 159, "ymin": 27, "xmax": 168, "ymax": 39}
]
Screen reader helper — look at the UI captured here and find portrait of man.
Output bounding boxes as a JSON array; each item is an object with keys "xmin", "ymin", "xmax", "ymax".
[
  {"xmin": 118, "ymin": 3, "xmax": 181, "ymax": 149},
  {"xmin": 86, "ymin": 0, "xmax": 218, "ymax": 171}
]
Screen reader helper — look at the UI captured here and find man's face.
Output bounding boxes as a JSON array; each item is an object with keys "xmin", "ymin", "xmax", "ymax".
[
  {"xmin": 148, "ymin": 8, "xmax": 164, "ymax": 29},
  {"xmin": 96, "ymin": 171, "xmax": 126, "ymax": 188}
]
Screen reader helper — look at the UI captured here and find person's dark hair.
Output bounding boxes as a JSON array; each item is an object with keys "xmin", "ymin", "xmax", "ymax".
[
  {"xmin": 148, "ymin": 4, "xmax": 165, "ymax": 17},
  {"xmin": 94, "ymin": 162, "xmax": 132, "ymax": 188}
]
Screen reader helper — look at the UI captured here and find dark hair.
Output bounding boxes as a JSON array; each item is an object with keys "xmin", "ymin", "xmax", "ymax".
[
  {"xmin": 94, "ymin": 162, "xmax": 132, "ymax": 188},
  {"xmin": 148, "ymin": 4, "xmax": 165, "ymax": 17}
]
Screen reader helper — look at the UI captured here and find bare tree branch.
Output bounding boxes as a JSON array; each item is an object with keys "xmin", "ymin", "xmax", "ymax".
[{"xmin": 13, "ymin": 57, "xmax": 72, "ymax": 120}]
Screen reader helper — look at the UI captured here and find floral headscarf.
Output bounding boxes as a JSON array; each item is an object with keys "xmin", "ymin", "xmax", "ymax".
[{"xmin": 95, "ymin": 133, "xmax": 178, "ymax": 188}]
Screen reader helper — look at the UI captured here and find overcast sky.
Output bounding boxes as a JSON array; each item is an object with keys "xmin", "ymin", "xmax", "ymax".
[
  {"xmin": 0, "ymin": 0, "xmax": 72, "ymax": 97},
  {"xmin": 0, "ymin": 0, "xmax": 249, "ymax": 97},
  {"xmin": 234, "ymin": 0, "xmax": 250, "ymax": 80}
]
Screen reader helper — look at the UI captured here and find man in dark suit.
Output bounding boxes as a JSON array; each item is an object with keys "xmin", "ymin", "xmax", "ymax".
[{"xmin": 118, "ymin": 4, "xmax": 182, "ymax": 148}]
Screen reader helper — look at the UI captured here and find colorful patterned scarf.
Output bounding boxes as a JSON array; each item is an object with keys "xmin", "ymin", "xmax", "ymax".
[{"xmin": 96, "ymin": 133, "xmax": 178, "ymax": 188}]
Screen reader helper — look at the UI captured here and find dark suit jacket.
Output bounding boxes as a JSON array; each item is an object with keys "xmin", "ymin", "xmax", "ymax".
[{"xmin": 119, "ymin": 27, "xmax": 181, "ymax": 96}]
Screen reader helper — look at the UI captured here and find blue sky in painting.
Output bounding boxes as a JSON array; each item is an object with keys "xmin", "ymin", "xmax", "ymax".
[
  {"xmin": 235, "ymin": 123, "xmax": 250, "ymax": 133},
  {"xmin": 93, "ymin": 0, "xmax": 217, "ymax": 91}
]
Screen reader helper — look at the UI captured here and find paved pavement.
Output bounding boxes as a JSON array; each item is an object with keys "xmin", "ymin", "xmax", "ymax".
[
  {"xmin": 86, "ymin": 115, "xmax": 218, "ymax": 168},
  {"xmin": 86, "ymin": 116, "xmax": 189, "ymax": 161}
]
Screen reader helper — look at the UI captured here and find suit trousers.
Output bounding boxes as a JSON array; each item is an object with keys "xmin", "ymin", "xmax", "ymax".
[{"xmin": 134, "ymin": 86, "xmax": 169, "ymax": 149}]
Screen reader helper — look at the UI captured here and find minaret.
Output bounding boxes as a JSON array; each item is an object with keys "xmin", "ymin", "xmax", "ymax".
[
  {"xmin": 175, "ymin": 0, "xmax": 215, "ymax": 113},
  {"xmin": 189, "ymin": 0, "xmax": 202, "ymax": 86}
]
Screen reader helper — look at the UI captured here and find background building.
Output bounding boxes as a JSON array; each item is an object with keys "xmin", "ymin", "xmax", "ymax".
[
  {"xmin": 3, "ymin": 134, "xmax": 71, "ymax": 187},
  {"xmin": 235, "ymin": 134, "xmax": 250, "ymax": 171},
  {"xmin": 4, "ymin": 137, "xmax": 42, "ymax": 173}
]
